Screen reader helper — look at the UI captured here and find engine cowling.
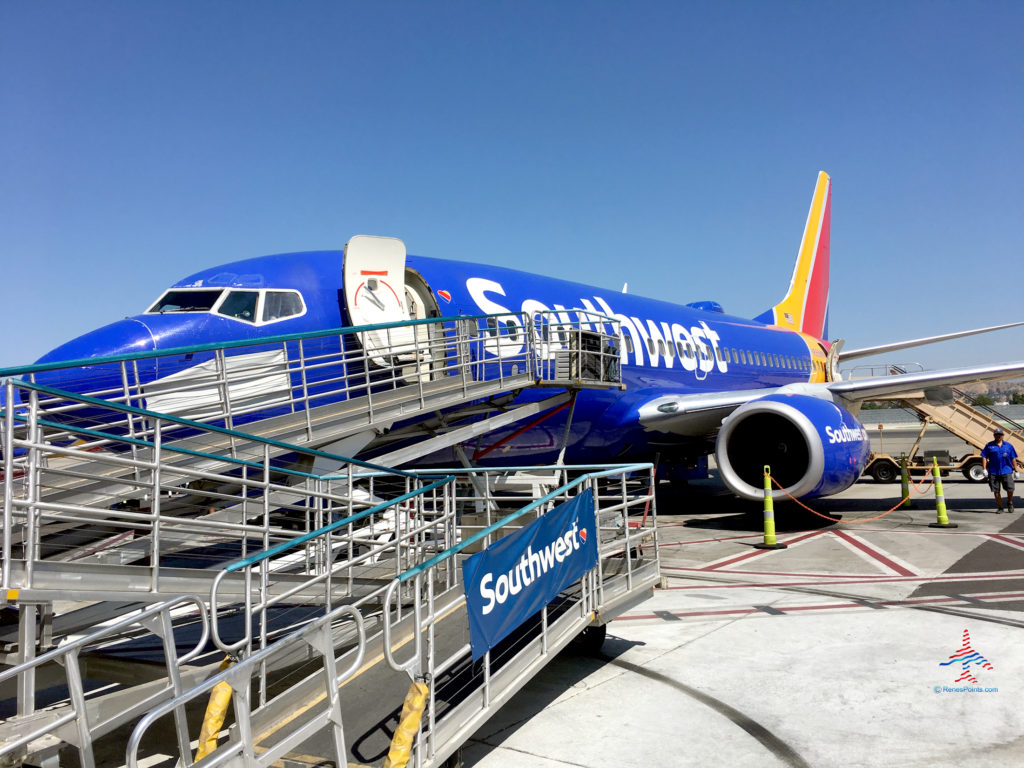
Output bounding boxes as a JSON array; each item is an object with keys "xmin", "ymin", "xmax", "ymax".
[{"xmin": 715, "ymin": 393, "xmax": 870, "ymax": 500}]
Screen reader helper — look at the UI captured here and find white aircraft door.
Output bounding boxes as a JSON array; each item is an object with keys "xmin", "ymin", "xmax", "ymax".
[{"xmin": 343, "ymin": 236, "xmax": 415, "ymax": 364}]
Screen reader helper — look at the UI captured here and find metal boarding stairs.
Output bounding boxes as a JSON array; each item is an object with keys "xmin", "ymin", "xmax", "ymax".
[
  {"xmin": 899, "ymin": 385, "xmax": 1024, "ymax": 455},
  {"xmin": 1, "ymin": 309, "xmax": 621, "ymax": 595},
  {"xmin": 0, "ymin": 311, "xmax": 660, "ymax": 767},
  {"xmin": 848, "ymin": 364, "xmax": 1024, "ymax": 455}
]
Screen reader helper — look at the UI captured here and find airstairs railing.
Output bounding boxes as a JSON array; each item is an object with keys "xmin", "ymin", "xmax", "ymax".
[
  {"xmin": 840, "ymin": 362, "xmax": 925, "ymax": 380},
  {"xmin": 0, "ymin": 308, "xmax": 630, "ymax": 767},
  {"xmin": 208, "ymin": 475, "xmax": 456, "ymax": 658},
  {"xmin": 381, "ymin": 464, "xmax": 658, "ymax": 768},
  {"xmin": 0, "ymin": 595, "xmax": 210, "ymax": 768},
  {"xmin": 0, "ymin": 309, "xmax": 621, "ymax": 456},
  {"xmin": 844, "ymin": 364, "xmax": 1024, "ymax": 446},
  {"xmin": 950, "ymin": 385, "xmax": 1024, "ymax": 435},
  {"xmin": 1, "ymin": 378, "xmax": 428, "ymax": 600},
  {"xmin": 119, "ymin": 464, "xmax": 657, "ymax": 768},
  {"xmin": 126, "ymin": 603, "xmax": 366, "ymax": 768}
]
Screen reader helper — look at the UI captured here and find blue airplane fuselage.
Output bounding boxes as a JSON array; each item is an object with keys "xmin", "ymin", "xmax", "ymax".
[{"xmin": 35, "ymin": 250, "xmax": 824, "ymax": 468}]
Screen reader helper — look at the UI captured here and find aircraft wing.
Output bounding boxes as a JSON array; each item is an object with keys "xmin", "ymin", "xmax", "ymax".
[
  {"xmin": 636, "ymin": 360, "xmax": 1024, "ymax": 436},
  {"xmin": 826, "ymin": 360, "xmax": 1024, "ymax": 404}
]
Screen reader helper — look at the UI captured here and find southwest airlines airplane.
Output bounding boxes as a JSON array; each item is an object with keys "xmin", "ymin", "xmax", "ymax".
[{"xmin": 28, "ymin": 172, "xmax": 1024, "ymax": 500}]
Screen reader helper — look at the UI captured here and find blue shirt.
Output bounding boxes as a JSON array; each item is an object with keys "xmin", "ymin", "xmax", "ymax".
[{"xmin": 982, "ymin": 440, "xmax": 1018, "ymax": 475}]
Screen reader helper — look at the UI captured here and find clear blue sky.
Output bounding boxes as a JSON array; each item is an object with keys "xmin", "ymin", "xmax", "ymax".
[{"xmin": 2, "ymin": 1, "xmax": 1022, "ymax": 371}]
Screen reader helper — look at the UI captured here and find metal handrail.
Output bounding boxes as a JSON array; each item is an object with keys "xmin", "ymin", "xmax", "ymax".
[
  {"xmin": 950, "ymin": 385, "xmax": 1024, "ymax": 434},
  {"xmin": 381, "ymin": 463, "xmax": 653, "ymax": 674},
  {"xmin": 209, "ymin": 476, "xmax": 454, "ymax": 654},
  {"xmin": 378, "ymin": 463, "xmax": 657, "ymax": 766},
  {"xmin": 0, "ymin": 312, "xmax": 526, "ymax": 377},
  {"xmin": 7, "ymin": 378, "xmax": 421, "ymax": 479},
  {"xmin": 399, "ymin": 462, "xmax": 651, "ymax": 582},
  {"xmin": 0, "ymin": 595, "xmax": 210, "ymax": 768},
  {"xmin": 126, "ymin": 603, "xmax": 366, "ymax": 768}
]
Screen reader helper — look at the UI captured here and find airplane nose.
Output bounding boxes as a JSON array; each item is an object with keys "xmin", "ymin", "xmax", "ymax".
[{"xmin": 35, "ymin": 317, "xmax": 158, "ymax": 364}]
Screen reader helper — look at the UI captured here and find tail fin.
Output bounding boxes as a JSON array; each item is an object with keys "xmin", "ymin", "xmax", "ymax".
[{"xmin": 754, "ymin": 171, "xmax": 831, "ymax": 340}]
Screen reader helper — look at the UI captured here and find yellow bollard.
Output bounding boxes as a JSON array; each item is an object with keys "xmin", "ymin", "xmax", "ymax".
[
  {"xmin": 195, "ymin": 657, "xmax": 234, "ymax": 761},
  {"xmin": 900, "ymin": 455, "xmax": 912, "ymax": 508},
  {"xmin": 928, "ymin": 456, "xmax": 958, "ymax": 528},
  {"xmin": 754, "ymin": 465, "xmax": 788, "ymax": 550},
  {"xmin": 383, "ymin": 681, "xmax": 430, "ymax": 768}
]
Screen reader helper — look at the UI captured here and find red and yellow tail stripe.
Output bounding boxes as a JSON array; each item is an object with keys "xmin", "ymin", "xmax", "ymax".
[{"xmin": 765, "ymin": 171, "xmax": 831, "ymax": 341}]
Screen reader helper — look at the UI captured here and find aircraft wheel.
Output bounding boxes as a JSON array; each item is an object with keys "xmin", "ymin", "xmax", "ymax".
[
  {"xmin": 963, "ymin": 462, "xmax": 987, "ymax": 483},
  {"xmin": 870, "ymin": 462, "xmax": 898, "ymax": 483}
]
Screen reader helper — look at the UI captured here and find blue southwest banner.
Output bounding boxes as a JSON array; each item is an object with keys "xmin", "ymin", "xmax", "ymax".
[{"xmin": 462, "ymin": 489, "xmax": 598, "ymax": 660}]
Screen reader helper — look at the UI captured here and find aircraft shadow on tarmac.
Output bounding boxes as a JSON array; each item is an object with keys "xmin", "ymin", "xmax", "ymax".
[{"xmin": 459, "ymin": 634, "xmax": 643, "ymax": 765}]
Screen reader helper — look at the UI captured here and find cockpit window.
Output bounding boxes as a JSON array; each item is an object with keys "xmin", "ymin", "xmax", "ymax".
[
  {"xmin": 262, "ymin": 291, "xmax": 304, "ymax": 322},
  {"xmin": 146, "ymin": 287, "xmax": 305, "ymax": 325},
  {"xmin": 148, "ymin": 289, "xmax": 224, "ymax": 313},
  {"xmin": 217, "ymin": 290, "xmax": 260, "ymax": 323}
]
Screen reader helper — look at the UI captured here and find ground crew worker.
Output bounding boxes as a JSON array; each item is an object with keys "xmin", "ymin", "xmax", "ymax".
[{"xmin": 981, "ymin": 428, "xmax": 1021, "ymax": 513}]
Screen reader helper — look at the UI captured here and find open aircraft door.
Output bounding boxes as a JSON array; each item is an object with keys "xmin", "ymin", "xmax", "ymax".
[{"xmin": 343, "ymin": 235, "xmax": 417, "ymax": 366}]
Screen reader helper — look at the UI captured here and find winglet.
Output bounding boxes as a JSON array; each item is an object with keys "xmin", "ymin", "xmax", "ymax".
[{"xmin": 755, "ymin": 171, "xmax": 831, "ymax": 340}]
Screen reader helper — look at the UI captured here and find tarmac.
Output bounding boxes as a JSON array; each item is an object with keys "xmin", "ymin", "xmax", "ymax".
[{"xmin": 462, "ymin": 471, "xmax": 1024, "ymax": 768}]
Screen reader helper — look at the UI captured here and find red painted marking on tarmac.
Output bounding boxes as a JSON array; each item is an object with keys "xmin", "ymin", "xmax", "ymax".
[
  {"xmin": 832, "ymin": 527, "xmax": 998, "ymax": 536},
  {"xmin": 614, "ymin": 591, "xmax": 1024, "ymax": 622},
  {"xmin": 990, "ymin": 534, "xmax": 1024, "ymax": 552},
  {"xmin": 660, "ymin": 570, "xmax": 1024, "ymax": 591},
  {"xmin": 616, "ymin": 607, "xmax": 761, "ymax": 621},
  {"xmin": 832, "ymin": 529, "xmax": 916, "ymax": 577},
  {"xmin": 658, "ymin": 534, "xmax": 766, "ymax": 548},
  {"xmin": 685, "ymin": 567, "xmax": 887, "ymax": 579},
  {"xmin": 698, "ymin": 530, "xmax": 826, "ymax": 570}
]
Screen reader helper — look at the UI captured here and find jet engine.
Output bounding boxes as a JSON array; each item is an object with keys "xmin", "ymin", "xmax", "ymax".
[{"xmin": 715, "ymin": 393, "xmax": 870, "ymax": 500}]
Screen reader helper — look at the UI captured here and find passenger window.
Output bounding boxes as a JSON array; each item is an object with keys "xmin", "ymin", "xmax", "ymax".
[
  {"xmin": 625, "ymin": 337, "xmax": 634, "ymax": 354},
  {"xmin": 218, "ymin": 291, "xmax": 259, "ymax": 323},
  {"xmin": 657, "ymin": 340, "xmax": 666, "ymax": 357},
  {"xmin": 647, "ymin": 338, "xmax": 656, "ymax": 355},
  {"xmin": 262, "ymin": 291, "xmax": 304, "ymax": 322}
]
